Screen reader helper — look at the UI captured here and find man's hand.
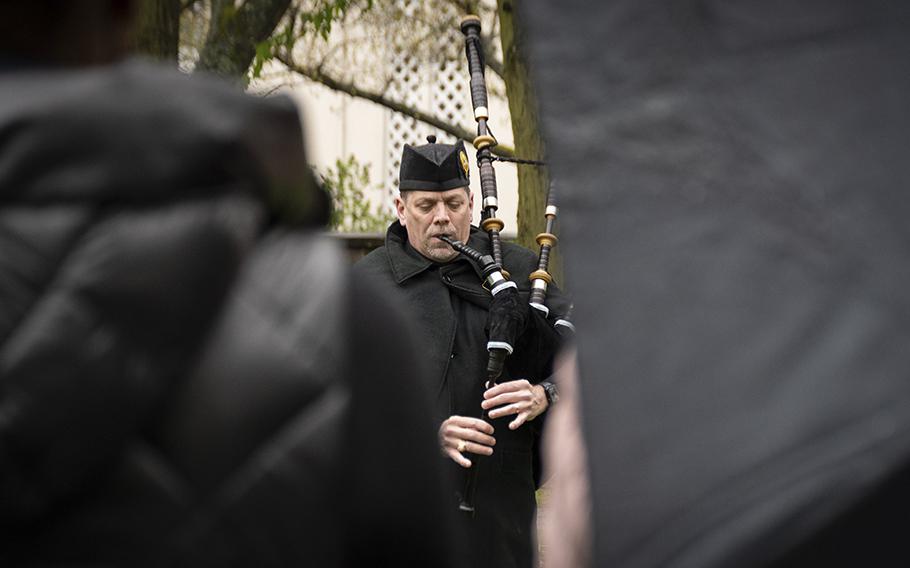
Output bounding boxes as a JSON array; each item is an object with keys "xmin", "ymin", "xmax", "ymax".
[
  {"xmin": 438, "ymin": 415, "xmax": 496, "ymax": 468},
  {"xmin": 482, "ymin": 379, "xmax": 548, "ymax": 430}
]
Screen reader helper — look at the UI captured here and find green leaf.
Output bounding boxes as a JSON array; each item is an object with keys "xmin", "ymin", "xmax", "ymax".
[
  {"xmin": 250, "ymin": 39, "xmax": 272, "ymax": 79},
  {"xmin": 318, "ymin": 155, "xmax": 394, "ymax": 233}
]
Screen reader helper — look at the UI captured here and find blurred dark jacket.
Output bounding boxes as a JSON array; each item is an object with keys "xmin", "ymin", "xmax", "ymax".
[
  {"xmin": 523, "ymin": 1, "xmax": 910, "ymax": 566},
  {"xmin": 0, "ymin": 60, "xmax": 456, "ymax": 567}
]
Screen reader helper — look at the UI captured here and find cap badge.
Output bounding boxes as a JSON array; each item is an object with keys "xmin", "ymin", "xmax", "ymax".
[{"xmin": 459, "ymin": 150, "xmax": 470, "ymax": 176}]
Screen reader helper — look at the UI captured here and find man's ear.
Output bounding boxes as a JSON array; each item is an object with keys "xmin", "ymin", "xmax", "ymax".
[{"xmin": 394, "ymin": 195, "xmax": 407, "ymax": 227}]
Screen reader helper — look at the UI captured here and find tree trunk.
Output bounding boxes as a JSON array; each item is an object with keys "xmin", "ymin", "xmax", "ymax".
[
  {"xmin": 132, "ymin": 0, "xmax": 181, "ymax": 62},
  {"xmin": 497, "ymin": 0, "xmax": 562, "ymax": 281},
  {"xmin": 196, "ymin": 0, "xmax": 292, "ymax": 80}
]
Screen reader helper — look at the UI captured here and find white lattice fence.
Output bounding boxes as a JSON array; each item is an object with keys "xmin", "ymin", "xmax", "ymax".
[{"xmin": 384, "ymin": 0, "xmax": 472, "ymax": 211}]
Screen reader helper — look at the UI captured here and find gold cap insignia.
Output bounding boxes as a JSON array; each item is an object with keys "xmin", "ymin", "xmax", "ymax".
[{"xmin": 459, "ymin": 150, "xmax": 470, "ymax": 176}]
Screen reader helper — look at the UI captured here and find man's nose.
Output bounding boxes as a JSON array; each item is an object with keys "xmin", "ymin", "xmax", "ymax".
[{"xmin": 432, "ymin": 203, "xmax": 451, "ymax": 224}]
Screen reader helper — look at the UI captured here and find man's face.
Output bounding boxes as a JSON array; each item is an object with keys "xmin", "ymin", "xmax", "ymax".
[{"xmin": 395, "ymin": 187, "xmax": 473, "ymax": 262}]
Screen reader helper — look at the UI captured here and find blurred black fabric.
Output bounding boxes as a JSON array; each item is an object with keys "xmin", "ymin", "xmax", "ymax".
[
  {"xmin": 0, "ymin": 61, "xmax": 456, "ymax": 567},
  {"xmin": 523, "ymin": 1, "xmax": 910, "ymax": 566}
]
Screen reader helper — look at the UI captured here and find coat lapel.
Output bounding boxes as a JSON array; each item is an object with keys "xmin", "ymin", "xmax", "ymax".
[{"xmin": 383, "ymin": 223, "xmax": 458, "ymax": 402}]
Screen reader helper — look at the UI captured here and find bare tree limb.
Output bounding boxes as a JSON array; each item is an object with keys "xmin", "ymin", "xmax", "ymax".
[{"xmin": 277, "ymin": 53, "xmax": 515, "ymax": 157}]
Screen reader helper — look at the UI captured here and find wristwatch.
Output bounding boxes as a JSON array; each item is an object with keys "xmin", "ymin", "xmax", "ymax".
[{"xmin": 540, "ymin": 381, "xmax": 559, "ymax": 405}]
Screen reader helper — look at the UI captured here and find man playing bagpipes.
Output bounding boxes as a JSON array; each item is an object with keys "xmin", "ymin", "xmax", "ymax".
[{"xmin": 355, "ymin": 136, "xmax": 570, "ymax": 568}]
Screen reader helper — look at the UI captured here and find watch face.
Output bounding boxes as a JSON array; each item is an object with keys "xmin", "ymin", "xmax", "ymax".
[{"xmin": 545, "ymin": 383, "xmax": 559, "ymax": 404}]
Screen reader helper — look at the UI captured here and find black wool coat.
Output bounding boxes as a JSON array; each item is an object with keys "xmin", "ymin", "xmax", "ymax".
[{"xmin": 355, "ymin": 221, "xmax": 571, "ymax": 568}]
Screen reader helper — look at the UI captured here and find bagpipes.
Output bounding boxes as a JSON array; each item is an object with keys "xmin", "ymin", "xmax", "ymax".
[{"xmin": 437, "ymin": 14, "xmax": 573, "ymax": 515}]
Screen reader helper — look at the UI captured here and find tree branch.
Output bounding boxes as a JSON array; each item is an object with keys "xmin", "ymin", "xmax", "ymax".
[
  {"xmin": 277, "ymin": 53, "xmax": 515, "ymax": 157},
  {"xmin": 197, "ymin": 0, "xmax": 292, "ymax": 79},
  {"xmin": 133, "ymin": 0, "xmax": 181, "ymax": 62},
  {"xmin": 481, "ymin": 31, "xmax": 504, "ymax": 79}
]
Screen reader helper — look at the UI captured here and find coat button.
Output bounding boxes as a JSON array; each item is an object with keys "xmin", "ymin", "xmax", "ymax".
[
  {"xmin": 450, "ymin": 352, "xmax": 456, "ymax": 359},
  {"xmin": 443, "ymin": 274, "xmax": 452, "ymax": 283}
]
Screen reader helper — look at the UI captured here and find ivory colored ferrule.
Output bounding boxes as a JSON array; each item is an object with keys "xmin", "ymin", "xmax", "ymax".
[
  {"xmin": 486, "ymin": 270, "xmax": 506, "ymax": 288},
  {"xmin": 530, "ymin": 302, "xmax": 550, "ymax": 317},
  {"xmin": 481, "ymin": 217, "xmax": 504, "ymax": 232},
  {"xmin": 535, "ymin": 232, "xmax": 558, "ymax": 247},
  {"xmin": 529, "ymin": 270, "xmax": 553, "ymax": 285},
  {"xmin": 555, "ymin": 319, "xmax": 576, "ymax": 333},
  {"xmin": 490, "ymin": 279, "xmax": 517, "ymax": 296},
  {"xmin": 461, "ymin": 14, "xmax": 482, "ymax": 27},
  {"xmin": 486, "ymin": 340, "xmax": 514, "ymax": 355},
  {"xmin": 482, "ymin": 196, "xmax": 499, "ymax": 209},
  {"xmin": 474, "ymin": 106, "xmax": 489, "ymax": 120},
  {"xmin": 545, "ymin": 205, "xmax": 558, "ymax": 216},
  {"xmin": 473, "ymin": 134, "xmax": 496, "ymax": 149}
]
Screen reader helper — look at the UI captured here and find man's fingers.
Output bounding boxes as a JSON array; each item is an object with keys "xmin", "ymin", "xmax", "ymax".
[
  {"xmin": 445, "ymin": 448, "xmax": 472, "ymax": 468},
  {"xmin": 484, "ymin": 379, "xmax": 531, "ymax": 399},
  {"xmin": 447, "ymin": 415, "xmax": 494, "ymax": 434},
  {"xmin": 488, "ymin": 402, "xmax": 523, "ymax": 419},
  {"xmin": 481, "ymin": 390, "xmax": 529, "ymax": 411},
  {"xmin": 439, "ymin": 416, "xmax": 497, "ymax": 466},
  {"xmin": 455, "ymin": 439, "xmax": 493, "ymax": 456},
  {"xmin": 448, "ymin": 427, "xmax": 496, "ymax": 447},
  {"xmin": 509, "ymin": 411, "xmax": 530, "ymax": 430}
]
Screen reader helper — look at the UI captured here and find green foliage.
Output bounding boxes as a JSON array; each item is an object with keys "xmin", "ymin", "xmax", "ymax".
[
  {"xmin": 318, "ymin": 155, "xmax": 393, "ymax": 233},
  {"xmin": 251, "ymin": 39, "xmax": 272, "ymax": 78},
  {"xmin": 300, "ymin": 0, "xmax": 374, "ymax": 40},
  {"xmin": 249, "ymin": 0, "xmax": 375, "ymax": 79}
]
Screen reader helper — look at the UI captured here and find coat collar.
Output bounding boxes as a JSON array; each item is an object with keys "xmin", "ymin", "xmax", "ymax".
[{"xmin": 384, "ymin": 221, "xmax": 489, "ymax": 284}]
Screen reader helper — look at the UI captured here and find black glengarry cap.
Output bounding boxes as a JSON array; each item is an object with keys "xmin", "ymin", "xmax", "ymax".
[{"xmin": 399, "ymin": 135, "xmax": 471, "ymax": 191}]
